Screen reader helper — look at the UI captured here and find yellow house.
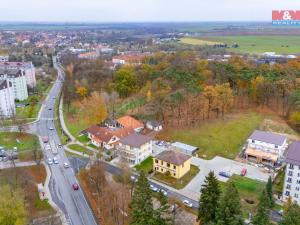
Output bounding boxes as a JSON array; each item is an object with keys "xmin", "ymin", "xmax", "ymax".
[{"xmin": 153, "ymin": 150, "xmax": 191, "ymax": 179}]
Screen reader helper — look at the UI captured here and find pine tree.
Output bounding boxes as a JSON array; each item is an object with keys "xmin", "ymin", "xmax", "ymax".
[
  {"xmin": 216, "ymin": 181, "xmax": 243, "ymax": 225},
  {"xmin": 130, "ymin": 171, "xmax": 155, "ymax": 225},
  {"xmin": 266, "ymin": 176, "xmax": 274, "ymax": 207},
  {"xmin": 280, "ymin": 203, "xmax": 300, "ymax": 225},
  {"xmin": 153, "ymin": 192, "xmax": 170, "ymax": 225},
  {"xmin": 198, "ymin": 171, "xmax": 221, "ymax": 225},
  {"xmin": 252, "ymin": 190, "xmax": 270, "ymax": 225}
]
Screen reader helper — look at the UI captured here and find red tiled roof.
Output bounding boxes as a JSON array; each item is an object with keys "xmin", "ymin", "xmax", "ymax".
[{"xmin": 117, "ymin": 116, "xmax": 144, "ymax": 130}]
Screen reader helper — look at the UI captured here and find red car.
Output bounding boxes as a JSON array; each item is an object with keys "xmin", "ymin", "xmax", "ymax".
[
  {"xmin": 72, "ymin": 183, "xmax": 79, "ymax": 191},
  {"xmin": 240, "ymin": 168, "xmax": 247, "ymax": 176}
]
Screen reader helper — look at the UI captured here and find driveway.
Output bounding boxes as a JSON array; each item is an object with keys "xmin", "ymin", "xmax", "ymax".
[{"xmin": 180, "ymin": 156, "xmax": 270, "ymax": 200}]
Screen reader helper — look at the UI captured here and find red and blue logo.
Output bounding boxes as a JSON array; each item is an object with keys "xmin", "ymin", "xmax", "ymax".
[{"xmin": 272, "ymin": 10, "xmax": 300, "ymax": 26}]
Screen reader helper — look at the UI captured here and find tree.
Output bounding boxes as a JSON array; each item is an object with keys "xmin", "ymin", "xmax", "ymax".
[
  {"xmin": 252, "ymin": 190, "xmax": 270, "ymax": 225},
  {"xmin": 283, "ymin": 197, "xmax": 292, "ymax": 213},
  {"xmin": 114, "ymin": 66, "xmax": 138, "ymax": 98},
  {"xmin": 198, "ymin": 171, "xmax": 221, "ymax": 225},
  {"xmin": 203, "ymin": 85, "xmax": 218, "ymax": 119},
  {"xmin": 215, "ymin": 83, "xmax": 234, "ymax": 119},
  {"xmin": 280, "ymin": 203, "xmax": 300, "ymax": 225},
  {"xmin": 32, "ymin": 140, "xmax": 42, "ymax": 165},
  {"xmin": 266, "ymin": 176, "xmax": 274, "ymax": 208},
  {"xmin": 153, "ymin": 192, "xmax": 170, "ymax": 225},
  {"xmin": 130, "ymin": 171, "xmax": 155, "ymax": 225},
  {"xmin": 0, "ymin": 185, "xmax": 26, "ymax": 225},
  {"xmin": 76, "ymin": 86, "xmax": 88, "ymax": 99},
  {"xmin": 216, "ymin": 181, "xmax": 243, "ymax": 225}
]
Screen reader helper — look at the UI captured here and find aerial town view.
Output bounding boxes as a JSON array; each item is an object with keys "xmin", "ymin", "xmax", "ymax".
[{"xmin": 1, "ymin": 1, "xmax": 300, "ymax": 225}]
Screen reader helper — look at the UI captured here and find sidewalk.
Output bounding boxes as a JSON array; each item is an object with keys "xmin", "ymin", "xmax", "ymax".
[
  {"xmin": 0, "ymin": 160, "xmax": 36, "ymax": 169},
  {"xmin": 59, "ymin": 97, "xmax": 76, "ymax": 142}
]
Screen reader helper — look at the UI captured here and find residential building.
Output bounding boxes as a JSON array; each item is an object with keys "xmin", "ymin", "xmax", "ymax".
[
  {"xmin": 171, "ymin": 142, "xmax": 198, "ymax": 156},
  {"xmin": 153, "ymin": 150, "xmax": 191, "ymax": 179},
  {"xmin": 283, "ymin": 141, "xmax": 300, "ymax": 205},
  {"xmin": 78, "ymin": 52, "xmax": 98, "ymax": 60},
  {"xmin": 117, "ymin": 115, "xmax": 144, "ymax": 132},
  {"xmin": 0, "ymin": 80, "xmax": 15, "ymax": 118},
  {"xmin": 118, "ymin": 133, "xmax": 152, "ymax": 165},
  {"xmin": 146, "ymin": 121, "xmax": 163, "ymax": 131},
  {"xmin": 0, "ymin": 62, "xmax": 36, "ymax": 88},
  {"xmin": 112, "ymin": 53, "xmax": 149, "ymax": 65},
  {"xmin": 85, "ymin": 125, "xmax": 134, "ymax": 149},
  {"xmin": 0, "ymin": 69, "xmax": 28, "ymax": 101},
  {"xmin": 245, "ymin": 130, "xmax": 288, "ymax": 165},
  {"xmin": 0, "ymin": 55, "xmax": 9, "ymax": 62}
]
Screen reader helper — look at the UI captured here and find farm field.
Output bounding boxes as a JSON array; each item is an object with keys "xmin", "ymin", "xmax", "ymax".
[
  {"xmin": 158, "ymin": 112, "xmax": 263, "ymax": 159},
  {"xmin": 180, "ymin": 36, "xmax": 300, "ymax": 54}
]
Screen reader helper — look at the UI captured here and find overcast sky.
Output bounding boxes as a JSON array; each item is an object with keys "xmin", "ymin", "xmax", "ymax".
[{"xmin": 1, "ymin": 0, "xmax": 300, "ymax": 22}]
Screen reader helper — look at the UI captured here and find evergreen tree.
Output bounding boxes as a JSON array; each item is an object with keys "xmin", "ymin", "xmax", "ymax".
[
  {"xmin": 198, "ymin": 171, "xmax": 221, "ymax": 225},
  {"xmin": 252, "ymin": 190, "xmax": 270, "ymax": 225},
  {"xmin": 280, "ymin": 203, "xmax": 300, "ymax": 225},
  {"xmin": 153, "ymin": 192, "xmax": 170, "ymax": 225},
  {"xmin": 265, "ymin": 176, "xmax": 274, "ymax": 207},
  {"xmin": 216, "ymin": 181, "xmax": 243, "ymax": 225},
  {"xmin": 130, "ymin": 171, "xmax": 155, "ymax": 225}
]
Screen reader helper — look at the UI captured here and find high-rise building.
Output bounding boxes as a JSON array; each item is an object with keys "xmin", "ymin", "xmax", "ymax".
[{"xmin": 0, "ymin": 80, "xmax": 15, "ymax": 118}]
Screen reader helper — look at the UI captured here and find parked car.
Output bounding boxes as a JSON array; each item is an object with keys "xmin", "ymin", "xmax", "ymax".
[
  {"xmin": 47, "ymin": 158, "xmax": 53, "ymax": 165},
  {"xmin": 218, "ymin": 171, "xmax": 231, "ymax": 178},
  {"xmin": 160, "ymin": 189, "xmax": 168, "ymax": 196},
  {"xmin": 240, "ymin": 168, "xmax": 247, "ymax": 176},
  {"xmin": 277, "ymin": 209, "xmax": 283, "ymax": 216},
  {"xmin": 57, "ymin": 144, "xmax": 63, "ymax": 148},
  {"xmin": 45, "ymin": 145, "xmax": 51, "ymax": 151},
  {"xmin": 42, "ymin": 136, "xmax": 49, "ymax": 143},
  {"xmin": 130, "ymin": 176, "xmax": 138, "ymax": 183},
  {"xmin": 150, "ymin": 184, "xmax": 159, "ymax": 192},
  {"xmin": 182, "ymin": 200, "xmax": 193, "ymax": 208},
  {"xmin": 72, "ymin": 183, "xmax": 79, "ymax": 191},
  {"xmin": 53, "ymin": 157, "xmax": 59, "ymax": 164},
  {"xmin": 63, "ymin": 162, "xmax": 69, "ymax": 168}
]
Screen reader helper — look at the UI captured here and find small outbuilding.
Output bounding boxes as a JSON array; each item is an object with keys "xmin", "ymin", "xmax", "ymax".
[
  {"xmin": 171, "ymin": 142, "xmax": 198, "ymax": 155},
  {"xmin": 146, "ymin": 121, "xmax": 163, "ymax": 131}
]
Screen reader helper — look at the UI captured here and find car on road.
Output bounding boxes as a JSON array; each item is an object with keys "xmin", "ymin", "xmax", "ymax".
[
  {"xmin": 130, "ymin": 175, "xmax": 138, "ymax": 182},
  {"xmin": 150, "ymin": 184, "xmax": 159, "ymax": 192},
  {"xmin": 72, "ymin": 183, "xmax": 79, "ymax": 191},
  {"xmin": 45, "ymin": 145, "xmax": 51, "ymax": 151},
  {"xmin": 63, "ymin": 162, "xmax": 69, "ymax": 168},
  {"xmin": 49, "ymin": 127, "xmax": 54, "ymax": 130},
  {"xmin": 277, "ymin": 209, "xmax": 283, "ymax": 216},
  {"xmin": 182, "ymin": 199, "xmax": 193, "ymax": 208},
  {"xmin": 218, "ymin": 171, "xmax": 231, "ymax": 178},
  {"xmin": 53, "ymin": 157, "xmax": 59, "ymax": 164},
  {"xmin": 47, "ymin": 158, "xmax": 53, "ymax": 165},
  {"xmin": 240, "ymin": 168, "xmax": 247, "ymax": 176},
  {"xmin": 57, "ymin": 144, "xmax": 63, "ymax": 148},
  {"xmin": 160, "ymin": 189, "xmax": 168, "ymax": 196},
  {"xmin": 42, "ymin": 136, "xmax": 49, "ymax": 143}
]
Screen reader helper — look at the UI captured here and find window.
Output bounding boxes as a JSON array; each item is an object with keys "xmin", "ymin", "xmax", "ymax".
[
  {"xmin": 285, "ymin": 191, "xmax": 290, "ymax": 196},
  {"xmin": 173, "ymin": 165, "xmax": 176, "ymax": 169},
  {"xmin": 173, "ymin": 173, "xmax": 176, "ymax": 176},
  {"xmin": 289, "ymin": 171, "xmax": 293, "ymax": 176},
  {"xmin": 296, "ymin": 187, "xmax": 300, "ymax": 191},
  {"xmin": 295, "ymin": 194, "xmax": 299, "ymax": 198},
  {"xmin": 275, "ymin": 145, "xmax": 278, "ymax": 148},
  {"xmin": 289, "ymin": 164, "xmax": 294, "ymax": 170},
  {"xmin": 297, "ymin": 180, "xmax": 300, "ymax": 184},
  {"xmin": 161, "ymin": 168, "xmax": 163, "ymax": 172},
  {"xmin": 252, "ymin": 140, "xmax": 255, "ymax": 143},
  {"xmin": 287, "ymin": 178, "xmax": 292, "ymax": 183},
  {"xmin": 161, "ymin": 161, "xmax": 163, "ymax": 165},
  {"xmin": 155, "ymin": 159, "xmax": 158, "ymax": 163},
  {"xmin": 167, "ymin": 163, "xmax": 170, "ymax": 168},
  {"xmin": 286, "ymin": 184, "xmax": 291, "ymax": 190}
]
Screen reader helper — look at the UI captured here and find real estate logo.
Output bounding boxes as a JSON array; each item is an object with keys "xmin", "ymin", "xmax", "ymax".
[{"xmin": 272, "ymin": 10, "xmax": 300, "ymax": 26}]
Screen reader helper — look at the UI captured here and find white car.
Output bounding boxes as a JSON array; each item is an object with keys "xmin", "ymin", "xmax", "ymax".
[
  {"xmin": 63, "ymin": 162, "xmax": 69, "ymax": 168},
  {"xmin": 150, "ymin": 184, "xmax": 159, "ymax": 192},
  {"xmin": 53, "ymin": 157, "xmax": 59, "ymax": 164},
  {"xmin": 130, "ymin": 176, "xmax": 138, "ymax": 182},
  {"xmin": 47, "ymin": 158, "xmax": 53, "ymax": 165},
  {"xmin": 182, "ymin": 200, "xmax": 193, "ymax": 208},
  {"xmin": 45, "ymin": 145, "xmax": 51, "ymax": 151},
  {"xmin": 160, "ymin": 189, "xmax": 168, "ymax": 196},
  {"xmin": 49, "ymin": 127, "xmax": 54, "ymax": 130}
]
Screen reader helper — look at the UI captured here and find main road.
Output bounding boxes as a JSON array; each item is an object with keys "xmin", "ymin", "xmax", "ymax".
[{"xmin": 35, "ymin": 57, "xmax": 98, "ymax": 225}]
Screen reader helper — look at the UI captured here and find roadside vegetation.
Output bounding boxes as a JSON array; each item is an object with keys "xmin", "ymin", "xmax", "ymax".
[
  {"xmin": 135, "ymin": 156, "xmax": 153, "ymax": 174},
  {"xmin": 68, "ymin": 144, "xmax": 93, "ymax": 156}
]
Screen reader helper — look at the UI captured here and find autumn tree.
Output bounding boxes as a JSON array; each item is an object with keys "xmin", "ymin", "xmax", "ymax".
[
  {"xmin": 203, "ymin": 85, "xmax": 218, "ymax": 119},
  {"xmin": 114, "ymin": 66, "xmax": 138, "ymax": 98},
  {"xmin": 76, "ymin": 86, "xmax": 88, "ymax": 99},
  {"xmin": 215, "ymin": 83, "xmax": 234, "ymax": 119},
  {"xmin": 280, "ymin": 203, "xmax": 300, "ymax": 225}
]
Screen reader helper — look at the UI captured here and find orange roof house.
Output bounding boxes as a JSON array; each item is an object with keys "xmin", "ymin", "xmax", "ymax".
[{"xmin": 117, "ymin": 116, "xmax": 144, "ymax": 131}]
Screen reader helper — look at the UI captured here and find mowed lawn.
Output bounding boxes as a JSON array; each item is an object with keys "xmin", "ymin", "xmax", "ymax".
[
  {"xmin": 180, "ymin": 36, "xmax": 300, "ymax": 54},
  {"xmin": 159, "ymin": 113, "xmax": 263, "ymax": 159},
  {"xmin": 180, "ymin": 37, "xmax": 223, "ymax": 46},
  {"xmin": 219, "ymin": 175, "xmax": 266, "ymax": 217}
]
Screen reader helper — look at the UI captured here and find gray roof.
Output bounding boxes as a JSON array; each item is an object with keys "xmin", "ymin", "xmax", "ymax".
[
  {"xmin": 0, "ymin": 68, "xmax": 23, "ymax": 77},
  {"xmin": 155, "ymin": 150, "xmax": 191, "ymax": 166},
  {"xmin": 171, "ymin": 142, "xmax": 198, "ymax": 153},
  {"xmin": 120, "ymin": 133, "xmax": 152, "ymax": 148},
  {"xmin": 248, "ymin": 130, "xmax": 286, "ymax": 146},
  {"xmin": 285, "ymin": 141, "xmax": 300, "ymax": 166}
]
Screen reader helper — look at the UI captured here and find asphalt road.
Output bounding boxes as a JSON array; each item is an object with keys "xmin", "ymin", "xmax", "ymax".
[{"xmin": 35, "ymin": 57, "xmax": 98, "ymax": 225}]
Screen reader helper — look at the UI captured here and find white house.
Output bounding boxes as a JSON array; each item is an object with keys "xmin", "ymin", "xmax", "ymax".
[
  {"xmin": 245, "ymin": 130, "xmax": 288, "ymax": 165},
  {"xmin": 0, "ymin": 62, "xmax": 36, "ymax": 88},
  {"xmin": 0, "ymin": 80, "xmax": 15, "ymax": 118},
  {"xmin": 0, "ymin": 69, "xmax": 28, "ymax": 101},
  {"xmin": 146, "ymin": 121, "xmax": 163, "ymax": 131},
  {"xmin": 118, "ymin": 133, "xmax": 153, "ymax": 165},
  {"xmin": 283, "ymin": 141, "xmax": 300, "ymax": 205}
]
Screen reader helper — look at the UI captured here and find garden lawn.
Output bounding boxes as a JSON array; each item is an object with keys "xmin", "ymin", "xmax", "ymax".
[
  {"xmin": 152, "ymin": 165, "xmax": 200, "ymax": 189},
  {"xmin": 63, "ymin": 104, "xmax": 87, "ymax": 138},
  {"xmin": 68, "ymin": 144, "xmax": 93, "ymax": 156},
  {"xmin": 159, "ymin": 112, "xmax": 263, "ymax": 159},
  {"xmin": 219, "ymin": 175, "xmax": 266, "ymax": 217},
  {"xmin": 180, "ymin": 36, "xmax": 300, "ymax": 54},
  {"xmin": 135, "ymin": 156, "xmax": 153, "ymax": 174}
]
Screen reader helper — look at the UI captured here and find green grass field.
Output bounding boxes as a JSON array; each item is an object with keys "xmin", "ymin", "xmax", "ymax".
[
  {"xmin": 180, "ymin": 37, "xmax": 223, "ymax": 46},
  {"xmin": 68, "ymin": 144, "xmax": 93, "ymax": 156},
  {"xmin": 159, "ymin": 113, "xmax": 263, "ymax": 159},
  {"xmin": 135, "ymin": 156, "xmax": 153, "ymax": 174},
  {"xmin": 180, "ymin": 36, "xmax": 300, "ymax": 54},
  {"xmin": 220, "ymin": 175, "xmax": 266, "ymax": 217}
]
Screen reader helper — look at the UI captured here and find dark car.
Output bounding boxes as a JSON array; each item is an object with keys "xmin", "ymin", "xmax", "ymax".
[
  {"xmin": 72, "ymin": 183, "xmax": 79, "ymax": 191},
  {"xmin": 218, "ymin": 171, "xmax": 231, "ymax": 178}
]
